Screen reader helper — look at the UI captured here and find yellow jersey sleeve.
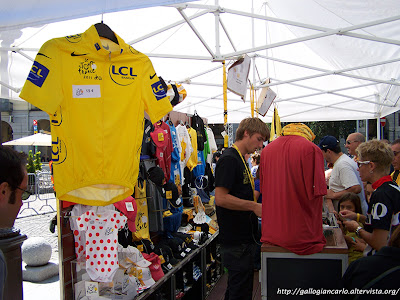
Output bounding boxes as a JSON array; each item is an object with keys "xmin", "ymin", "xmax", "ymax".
[{"xmin": 20, "ymin": 39, "xmax": 63, "ymax": 115}]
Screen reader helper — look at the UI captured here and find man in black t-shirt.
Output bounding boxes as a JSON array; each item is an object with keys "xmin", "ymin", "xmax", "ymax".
[{"xmin": 215, "ymin": 117, "xmax": 269, "ymax": 300}]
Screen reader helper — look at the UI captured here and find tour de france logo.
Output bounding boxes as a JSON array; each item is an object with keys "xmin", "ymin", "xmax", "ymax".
[
  {"xmin": 109, "ymin": 63, "xmax": 137, "ymax": 86},
  {"xmin": 78, "ymin": 59, "xmax": 102, "ymax": 81}
]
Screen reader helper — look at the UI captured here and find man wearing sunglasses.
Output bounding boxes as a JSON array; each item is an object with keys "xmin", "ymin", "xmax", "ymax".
[
  {"xmin": 318, "ymin": 136, "xmax": 368, "ymax": 214},
  {"xmin": 344, "ymin": 132, "xmax": 365, "ymax": 161},
  {"xmin": 0, "ymin": 145, "xmax": 28, "ymax": 300}
]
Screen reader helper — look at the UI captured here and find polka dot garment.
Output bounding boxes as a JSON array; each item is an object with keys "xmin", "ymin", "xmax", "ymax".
[
  {"xmin": 70, "ymin": 205, "xmax": 92, "ymax": 263},
  {"xmin": 77, "ymin": 209, "xmax": 127, "ymax": 282}
]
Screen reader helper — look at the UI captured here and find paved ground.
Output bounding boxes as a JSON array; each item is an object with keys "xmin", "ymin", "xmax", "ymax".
[{"xmin": 14, "ymin": 195, "xmax": 61, "ymax": 300}]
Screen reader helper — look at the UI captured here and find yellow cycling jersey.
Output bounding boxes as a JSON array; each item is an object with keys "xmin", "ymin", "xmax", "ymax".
[
  {"xmin": 20, "ymin": 25, "xmax": 172, "ymax": 206},
  {"xmin": 186, "ymin": 127, "xmax": 198, "ymax": 171}
]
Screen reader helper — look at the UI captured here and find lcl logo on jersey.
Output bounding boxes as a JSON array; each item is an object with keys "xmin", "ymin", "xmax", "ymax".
[
  {"xmin": 27, "ymin": 61, "xmax": 49, "ymax": 88},
  {"xmin": 109, "ymin": 64, "xmax": 137, "ymax": 86},
  {"xmin": 65, "ymin": 34, "xmax": 82, "ymax": 43},
  {"xmin": 51, "ymin": 137, "xmax": 67, "ymax": 164},
  {"xmin": 151, "ymin": 81, "xmax": 167, "ymax": 100}
]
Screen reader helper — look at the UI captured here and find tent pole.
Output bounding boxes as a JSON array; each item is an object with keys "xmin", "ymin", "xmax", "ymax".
[
  {"xmin": 250, "ymin": 85, "xmax": 254, "ymax": 117},
  {"xmin": 251, "ymin": 0, "xmax": 255, "ymax": 117},
  {"xmin": 223, "ymin": 61, "xmax": 228, "ymax": 147},
  {"xmin": 214, "ymin": 0, "xmax": 220, "ymax": 59},
  {"xmin": 365, "ymin": 119, "xmax": 369, "ymax": 141},
  {"xmin": 377, "ymin": 116, "xmax": 381, "ymax": 140}
]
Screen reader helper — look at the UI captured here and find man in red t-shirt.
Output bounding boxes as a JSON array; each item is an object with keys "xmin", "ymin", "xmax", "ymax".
[{"xmin": 260, "ymin": 123, "xmax": 327, "ymax": 255}]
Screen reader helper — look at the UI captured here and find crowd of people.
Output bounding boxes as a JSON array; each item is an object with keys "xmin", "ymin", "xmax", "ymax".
[{"xmin": 213, "ymin": 118, "xmax": 400, "ymax": 300}]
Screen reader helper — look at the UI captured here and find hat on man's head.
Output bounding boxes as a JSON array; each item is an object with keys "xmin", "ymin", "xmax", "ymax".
[{"xmin": 318, "ymin": 135, "xmax": 339, "ymax": 151}]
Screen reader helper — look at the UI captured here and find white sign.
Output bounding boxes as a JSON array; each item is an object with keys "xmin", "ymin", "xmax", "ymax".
[
  {"xmin": 257, "ymin": 87, "xmax": 277, "ymax": 117},
  {"xmin": 227, "ymin": 55, "xmax": 251, "ymax": 102},
  {"xmin": 85, "ymin": 281, "xmax": 99, "ymax": 297}
]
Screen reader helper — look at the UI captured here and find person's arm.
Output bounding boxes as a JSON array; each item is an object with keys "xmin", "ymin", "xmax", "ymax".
[
  {"xmin": 339, "ymin": 209, "xmax": 366, "ymax": 224},
  {"xmin": 344, "ymin": 220, "xmax": 389, "ymax": 251},
  {"xmin": 254, "ymin": 190, "xmax": 261, "ymax": 202},
  {"xmin": 215, "ymin": 186, "xmax": 262, "ymax": 217},
  {"xmin": 325, "ymin": 184, "xmax": 362, "ymax": 200}
]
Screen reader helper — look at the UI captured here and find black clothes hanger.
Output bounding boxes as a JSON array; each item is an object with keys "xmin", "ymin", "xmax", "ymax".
[{"xmin": 94, "ymin": 22, "xmax": 118, "ymax": 45}]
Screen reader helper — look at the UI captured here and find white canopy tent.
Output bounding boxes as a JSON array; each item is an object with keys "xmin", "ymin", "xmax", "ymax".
[{"xmin": 1, "ymin": 0, "xmax": 400, "ymax": 125}]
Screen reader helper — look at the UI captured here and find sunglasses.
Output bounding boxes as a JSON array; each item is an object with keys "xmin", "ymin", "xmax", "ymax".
[
  {"xmin": 15, "ymin": 186, "xmax": 33, "ymax": 200},
  {"xmin": 346, "ymin": 140, "xmax": 359, "ymax": 145},
  {"xmin": 356, "ymin": 160, "xmax": 371, "ymax": 168}
]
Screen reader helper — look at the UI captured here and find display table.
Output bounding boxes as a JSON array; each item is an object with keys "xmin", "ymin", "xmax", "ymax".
[{"xmin": 260, "ymin": 228, "xmax": 348, "ymax": 299}]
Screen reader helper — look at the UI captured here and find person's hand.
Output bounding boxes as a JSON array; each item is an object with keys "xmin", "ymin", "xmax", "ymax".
[
  {"xmin": 352, "ymin": 238, "xmax": 367, "ymax": 252},
  {"xmin": 253, "ymin": 203, "xmax": 262, "ymax": 218},
  {"xmin": 325, "ymin": 189, "xmax": 335, "ymax": 199},
  {"xmin": 337, "ymin": 219, "xmax": 344, "ymax": 231},
  {"xmin": 340, "ymin": 210, "xmax": 357, "ymax": 220},
  {"xmin": 343, "ymin": 220, "xmax": 359, "ymax": 232}
]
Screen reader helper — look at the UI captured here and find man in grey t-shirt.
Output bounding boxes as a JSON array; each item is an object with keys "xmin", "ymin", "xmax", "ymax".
[{"xmin": 318, "ymin": 136, "xmax": 367, "ymax": 214}]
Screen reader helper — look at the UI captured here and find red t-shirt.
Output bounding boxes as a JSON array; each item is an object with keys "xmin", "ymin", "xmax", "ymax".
[
  {"xmin": 151, "ymin": 121, "xmax": 173, "ymax": 182},
  {"xmin": 260, "ymin": 135, "xmax": 327, "ymax": 255}
]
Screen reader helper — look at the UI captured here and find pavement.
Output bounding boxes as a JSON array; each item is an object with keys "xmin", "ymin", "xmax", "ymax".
[{"xmin": 14, "ymin": 195, "xmax": 61, "ymax": 300}]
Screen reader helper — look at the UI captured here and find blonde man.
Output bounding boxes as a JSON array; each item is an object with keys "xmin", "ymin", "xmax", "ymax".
[{"xmin": 215, "ymin": 117, "xmax": 269, "ymax": 300}]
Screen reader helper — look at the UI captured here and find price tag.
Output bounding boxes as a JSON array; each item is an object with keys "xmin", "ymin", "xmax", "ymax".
[
  {"xmin": 85, "ymin": 281, "xmax": 99, "ymax": 297},
  {"xmin": 73, "ymin": 85, "xmax": 101, "ymax": 98},
  {"xmin": 185, "ymin": 248, "xmax": 191, "ymax": 253},
  {"xmin": 137, "ymin": 244, "xmax": 144, "ymax": 252},
  {"xmin": 159, "ymin": 255, "xmax": 166, "ymax": 264},
  {"xmin": 125, "ymin": 202, "xmax": 134, "ymax": 212},
  {"xmin": 180, "ymin": 252, "xmax": 186, "ymax": 258},
  {"xmin": 167, "ymin": 263, "xmax": 173, "ymax": 270},
  {"xmin": 158, "ymin": 133, "xmax": 164, "ymax": 141},
  {"xmin": 166, "ymin": 190, "xmax": 172, "ymax": 199}
]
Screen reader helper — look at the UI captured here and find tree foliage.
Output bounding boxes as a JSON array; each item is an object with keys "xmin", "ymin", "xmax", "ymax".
[{"xmin": 26, "ymin": 150, "xmax": 42, "ymax": 173}]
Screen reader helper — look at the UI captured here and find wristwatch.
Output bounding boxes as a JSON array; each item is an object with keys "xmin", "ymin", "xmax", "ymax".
[{"xmin": 355, "ymin": 226, "xmax": 363, "ymax": 237}]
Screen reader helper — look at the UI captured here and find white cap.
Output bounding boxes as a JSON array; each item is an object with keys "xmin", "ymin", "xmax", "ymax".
[
  {"xmin": 136, "ymin": 266, "xmax": 156, "ymax": 289},
  {"xmin": 119, "ymin": 246, "xmax": 151, "ymax": 268},
  {"xmin": 113, "ymin": 269, "xmax": 138, "ymax": 296},
  {"xmin": 193, "ymin": 210, "xmax": 207, "ymax": 224}
]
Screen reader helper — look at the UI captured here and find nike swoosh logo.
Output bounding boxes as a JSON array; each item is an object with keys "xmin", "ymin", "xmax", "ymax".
[
  {"xmin": 37, "ymin": 53, "xmax": 51, "ymax": 59},
  {"xmin": 71, "ymin": 52, "xmax": 88, "ymax": 56},
  {"xmin": 150, "ymin": 73, "xmax": 156, "ymax": 80},
  {"xmin": 103, "ymin": 44, "xmax": 109, "ymax": 50}
]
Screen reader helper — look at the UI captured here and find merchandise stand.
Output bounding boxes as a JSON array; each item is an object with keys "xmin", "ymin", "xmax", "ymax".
[
  {"xmin": 135, "ymin": 230, "xmax": 221, "ymax": 300},
  {"xmin": 57, "ymin": 206, "xmax": 221, "ymax": 300},
  {"xmin": 55, "ymin": 109, "xmax": 217, "ymax": 299},
  {"xmin": 260, "ymin": 199, "xmax": 349, "ymax": 300}
]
